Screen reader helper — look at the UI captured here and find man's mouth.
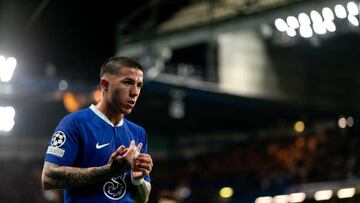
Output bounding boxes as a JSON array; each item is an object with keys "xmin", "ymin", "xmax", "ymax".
[{"xmin": 126, "ymin": 100, "xmax": 135, "ymax": 108}]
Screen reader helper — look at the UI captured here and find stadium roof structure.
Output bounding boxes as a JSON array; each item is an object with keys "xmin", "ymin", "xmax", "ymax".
[{"xmin": 157, "ymin": 0, "xmax": 305, "ymax": 33}]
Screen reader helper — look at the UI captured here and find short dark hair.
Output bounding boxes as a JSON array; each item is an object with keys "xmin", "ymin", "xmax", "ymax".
[{"xmin": 100, "ymin": 56, "xmax": 143, "ymax": 78}]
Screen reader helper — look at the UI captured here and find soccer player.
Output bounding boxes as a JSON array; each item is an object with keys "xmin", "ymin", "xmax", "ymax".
[{"xmin": 41, "ymin": 56, "xmax": 153, "ymax": 203}]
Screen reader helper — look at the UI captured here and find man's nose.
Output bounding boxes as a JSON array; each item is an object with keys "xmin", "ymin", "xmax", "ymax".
[{"xmin": 130, "ymin": 86, "xmax": 140, "ymax": 97}]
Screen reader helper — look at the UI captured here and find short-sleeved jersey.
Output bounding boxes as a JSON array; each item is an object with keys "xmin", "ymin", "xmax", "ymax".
[{"xmin": 44, "ymin": 104, "xmax": 150, "ymax": 203}]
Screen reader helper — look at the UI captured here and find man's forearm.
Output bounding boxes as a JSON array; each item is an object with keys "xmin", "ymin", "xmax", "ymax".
[
  {"xmin": 133, "ymin": 181, "xmax": 151, "ymax": 203},
  {"xmin": 42, "ymin": 161, "xmax": 114, "ymax": 190}
]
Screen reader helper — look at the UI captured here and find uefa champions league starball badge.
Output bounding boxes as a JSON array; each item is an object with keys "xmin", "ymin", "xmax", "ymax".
[{"xmin": 51, "ymin": 131, "xmax": 66, "ymax": 148}]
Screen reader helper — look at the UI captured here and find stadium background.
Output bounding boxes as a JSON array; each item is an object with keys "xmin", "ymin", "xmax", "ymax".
[{"xmin": 0, "ymin": 0, "xmax": 360, "ymax": 202}]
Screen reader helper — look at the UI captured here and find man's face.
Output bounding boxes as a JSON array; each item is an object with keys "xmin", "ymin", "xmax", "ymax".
[{"xmin": 104, "ymin": 67, "xmax": 143, "ymax": 115}]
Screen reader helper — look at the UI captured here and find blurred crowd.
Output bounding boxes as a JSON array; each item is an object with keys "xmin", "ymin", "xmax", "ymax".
[
  {"xmin": 151, "ymin": 127, "xmax": 359, "ymax": 202},
  {"xmin": 0, "ymin": 126, "xmax": 358, "ymax": 202}
]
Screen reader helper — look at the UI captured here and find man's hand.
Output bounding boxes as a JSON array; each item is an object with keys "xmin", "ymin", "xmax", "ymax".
[
  {"xmin": 124, "ymin": 140, "xmax": 143, "ymax": 163},
  {"xmin": 132, "ymin": 153, "xmax": 153, "ymax": 180},
  {"xmin": 107, "ymin": 145, "xmax": 130, "ymax": 176},
  {"xmin": 108, "ymin": 140, "xmax": 144, "ymax": 176}
]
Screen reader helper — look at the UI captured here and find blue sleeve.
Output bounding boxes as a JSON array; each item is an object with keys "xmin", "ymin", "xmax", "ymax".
[{"xmin": 44, "ymin": 114, "xmax": 80, "ymax": 166}]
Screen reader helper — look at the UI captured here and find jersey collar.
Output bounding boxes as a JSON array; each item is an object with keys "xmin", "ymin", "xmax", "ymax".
[{"xmin": 89, "ymin": 104, "xmax": 124, "ymax": 127}]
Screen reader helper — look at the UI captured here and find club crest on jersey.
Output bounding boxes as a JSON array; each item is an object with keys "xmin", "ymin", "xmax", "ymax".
[
  {"xmin": 103, "ymin": 174, "xmax": 127, "ymax": 200},
  {"xmin": 51, "ymin": 131, "xmax": 66, "ymax": 148}
]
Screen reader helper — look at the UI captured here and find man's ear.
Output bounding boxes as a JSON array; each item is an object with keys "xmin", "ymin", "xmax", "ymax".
[{"xmin": 100, "ymin": 78, "xmax": 109, "ymax": 91}]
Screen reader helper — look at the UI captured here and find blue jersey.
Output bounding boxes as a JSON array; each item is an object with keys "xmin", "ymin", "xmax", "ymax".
[{"xmin": 44, "ymin": 104, "xmax": 150, "ymax": 203}]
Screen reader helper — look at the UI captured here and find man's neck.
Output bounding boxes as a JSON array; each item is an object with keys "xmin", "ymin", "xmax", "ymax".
[{"xmin": 96, "ymin": 101, "xmax": 124, "ymax": 126}]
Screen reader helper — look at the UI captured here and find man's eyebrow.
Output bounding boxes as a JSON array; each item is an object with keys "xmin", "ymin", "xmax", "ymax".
[{"xmin": 122, "ymin": 77, "xmax": 135, "ymax": 81}]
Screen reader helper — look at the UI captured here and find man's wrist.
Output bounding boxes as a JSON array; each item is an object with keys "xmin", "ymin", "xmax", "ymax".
[
  {"xmin": 131, "ymin": 172, "xmax": 144, "ymax": 185},
  {"xmin": 131, "ymin": 177, "xmax": 144, "ymax": 186}
]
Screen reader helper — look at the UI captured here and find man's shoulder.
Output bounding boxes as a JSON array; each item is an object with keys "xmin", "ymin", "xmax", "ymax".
[
  {"xmin": 124, "ymin": 119, "xmax": 145, "ymax": 132},
  {"xmin": 62, "ymin": 107, "xmax": 92, "ymax": 123}
]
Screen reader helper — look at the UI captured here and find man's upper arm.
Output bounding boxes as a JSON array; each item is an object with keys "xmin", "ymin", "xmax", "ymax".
[{"xmin": 44, "ymin": 114, "xmax": 80, "ymax": 166}]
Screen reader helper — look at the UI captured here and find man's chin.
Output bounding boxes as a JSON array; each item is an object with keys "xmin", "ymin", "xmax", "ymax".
[{"xmin": 122, "ymin": 108, "xmax": 132, "ymax": 115}]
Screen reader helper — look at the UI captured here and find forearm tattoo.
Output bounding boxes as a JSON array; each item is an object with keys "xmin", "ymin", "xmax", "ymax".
[
  {"xmin": 134, "ymin": 181, "xmax": 151, "ymax": 203},
  {"xmin": 42, "ymin": 161, "xmax": 111, "ymax": 189}
]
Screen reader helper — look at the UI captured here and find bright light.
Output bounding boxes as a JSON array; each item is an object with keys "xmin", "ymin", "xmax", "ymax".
[
  {"xmin": 313, "ymin": 22, "xmax": 327, "ymax": 35},
  {"xmin": 58, "ymin": 80, "xmax": 68, "ymax": 91},
  {"xmin": 0, "ymin": 106, "xmax": 16, "ymax": 133},
  {"xmin": 177, "ymin": 186, "xmax": 191, "ymax": 198},
  {"xmin": 63, "ymin": 92, "xmax": 81, "ymax": 112},
  {"xmin": 255, "ymin": 196, "xmax": 272, "ymax": 203},
  {"xmin": 299, "ymin": 25, "xmax": 313, "ymax": 38},
  {"xmin": 314, "ymin": 190, "xmax": 333, "ymax": 201},
  {"xmin": 338, "ymin": 117, "xmax": 347, "ymax": 128},
  {"xmin": 219, "ymin": 187, "xmax": 233, "ymax": 198},
  {"xmin": 322, "ymin": 7, "xmax": 335, "ymax": 21},
  {"xmin": 298, "ymin": 13, "xmax": 311, "ymax": 25},
  {"xmin": 325, "ymin": 20, "xmax": 336, "ymax": 32},
  {"xmin": 287, "ymin": 28, "xmax": 297, "ymax": 37},
  {"xmin": 92, "ymin": 89, "xmax": 102, "ymax": 103},
  {"xmin": 311, "ymin": 10, "xmax": 323, "ymax": 23},
  {"xmin": 294, "ymin": 121, "xmax": 305, "ymax": 133},
  {"xmin": 287, "ymin": 16, "xmax": 300, "ymax": 29},
  {"xmin": 348, "ymin": 15, "xmax": 359, "ymax": 26},
  {"xmin": 335, "ymin": 4, "xmax": 347, "ymax": 19},
  {"xmin": 347, "ymin": 2, "xmax": 359, "ymax": 16},
  {"xmin": 275, "ymin": 18, "xmax": 288, "ymax": 32},
  {"xmin": 273, "ymin": 195, "xmax": 289, "ymax": 203},
  {"xmin": 337, "ymin": 188, "xmax": 355, "ymax": 199},
  {"xmin": 289, "ymin": 193, "xmax": 306, "ymax": 203},
  {"xmin": 347, "ymin": 117, "xmax": 354, "ymax": 127},
  {"xmin": 0, "ymin": 56, "xmax": 17, "ymax": 82}
]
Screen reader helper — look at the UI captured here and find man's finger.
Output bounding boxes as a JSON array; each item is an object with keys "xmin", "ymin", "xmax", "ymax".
[
  {"xmin": 135, "ymin": 168, "xmax": 150, "ymax": 176},
  {"xmin": 136, "ymin": 142, "xmax": 143, "ymax": 152},
  {"xmin": 111, "ymin": 145, "xmax": 125, "ymax": 158},
  {"xmin": 135, "ymin": 162, "xmax": 152, "ymax": 171},
  {"xmin": 136, "ymin": 155, "xmax": 153, "ymax": 164},
  {"xmin": 130, "ymin": 140, "xmax": 135, "ymax": 148}
]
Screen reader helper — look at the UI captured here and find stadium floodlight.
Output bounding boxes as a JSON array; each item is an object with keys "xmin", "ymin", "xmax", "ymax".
[
  {"xmin": 0, "ymin": 56, "xmax": 17, "ymax": 82},
  {"xmin": 0, "ymin": 106, "xmax": 15, "ymax": 133},
  {"xmin": 324, "ymin": 20, "xmax": 337, "ymax": 32},
  {"xmin": 58, "ymin": 80, "xmax": 69, "ymax": 91},
  {"xmin": 337, "ymin": 188, "xmax": 355, "ymax": 199},
  {"xmin": 335, "ymin": 4, "xmax": 347, "ymax": 19},
  {"xmin": 294, "ymin": 121, "xmax": 305, "ymax": 133},
  {"xmin": 338, "ymin": 117, "xmax": 347, "ymax": 128},
  {"xmin": 310, "ymin": 10, "xmax": 323, "ymax": 24},
  {"xmin": 286, "ymin": 28, "xmax": 297, "ymax": 37},
  {"xmin": 348, "ymin": 15, "xmax": 359, "ymax": 26},
  {"xmin": 255, "ymin": 196, "xmax": 273, "ymax": 203},
  {"xmin": 273, "ymin": 195, "xmax": 289, "ymax": 203},
  {"xmin": 289, "ymin": 193, "xmax": 306, "ymax": 203},
  {"xmin": 313, "ymin": 22, "xmax": 327, "ymax": 35},
  {"xmin": 322, "ymin": 7, "xmax": 335, "ymax": 21},
  {"xmin": 346, "ymin": 117, "xmax": 354, "ymax": 127},
  {"xmin": 299, "ymin": 25, "xmax": 313, "ymax": 38},
  {"xmin": 314, "ymin": 190, "xmax": 333, "ymax": 201},
  {"xmin": 275, "ymin": 18, "xmax": 288, "ymax": 32},
  {"xmin": 219, "ymin": 187, "xmax": 233, "ymax": 199},
  {"xmin": 347, "ymin": 2, "xmax": 359, "ymax": 16},
  {"xmin": 287, "ymin": 16, "xmax": 300, "ymax": 29},
  {"xmin": 298, "ymin": 13, "xmax": 311, "ymax": 25}
]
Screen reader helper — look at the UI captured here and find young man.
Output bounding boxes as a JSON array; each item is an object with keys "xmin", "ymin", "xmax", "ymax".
[{"xmin": 42, "ymin": 56, "xmax": 153, "ymax": 203}]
